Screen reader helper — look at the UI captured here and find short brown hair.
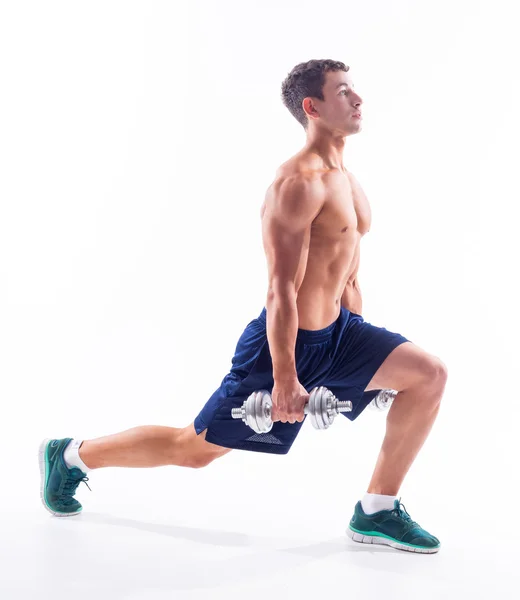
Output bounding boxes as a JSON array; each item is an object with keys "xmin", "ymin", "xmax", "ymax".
[{"xmin": 281, "ymin": 59, "xmax": 350, "ymax": 130}]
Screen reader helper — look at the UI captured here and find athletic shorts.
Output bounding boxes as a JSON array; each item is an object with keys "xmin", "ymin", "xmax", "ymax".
[{"xmin": 193, "ymin": 306, "xmax": 409, "ymax": 455}]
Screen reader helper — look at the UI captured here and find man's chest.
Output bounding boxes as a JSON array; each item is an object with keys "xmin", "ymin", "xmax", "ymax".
[{"xmin": 312, "ymin": 172, "xmax": 372, "ymax": 237}]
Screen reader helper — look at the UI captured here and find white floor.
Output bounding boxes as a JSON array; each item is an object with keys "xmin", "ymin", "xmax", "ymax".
[{"xmin": 1, "ymin": 434, "xmax": 515, "ymax": 600}]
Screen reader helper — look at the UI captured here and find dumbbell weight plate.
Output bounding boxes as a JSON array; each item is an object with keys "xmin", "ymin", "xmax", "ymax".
[
  {"xmin": 306, "ymin": 386, "xmax": 320, "ymax": 429},
  {"xmin": 245, "ymin": 391, "xmax": 260, "ymax": 433},
  {"xmin": 306, "ymin": 386, "xmax": 335, "ymax": 429},
  {"xmin": 369, "ymin": 389, "xmax": 397, "ymax": 411},
  {"xmin": 246, "ymin": 390, "xmax": 273, "ymax": 434}
]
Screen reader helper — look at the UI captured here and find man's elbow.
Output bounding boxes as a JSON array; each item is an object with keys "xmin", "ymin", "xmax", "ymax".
[{"xmin": 267, "ymin": 279, "xmax": 298, "ymax": 300}]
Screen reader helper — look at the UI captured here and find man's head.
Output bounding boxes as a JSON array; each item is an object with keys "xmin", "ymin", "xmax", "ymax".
[{"xmin": 281, "ymin": 59, "xmax": 363, "ymax": 135}]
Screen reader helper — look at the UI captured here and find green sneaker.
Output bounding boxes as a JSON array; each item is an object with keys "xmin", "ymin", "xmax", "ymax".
[
  {"xmin": 347, "ymin": 498, "xmax": 440, "ymax": 554},
  {"xmin": 39, "ymin": 438, "xmax": 91, "ymax": 517}
]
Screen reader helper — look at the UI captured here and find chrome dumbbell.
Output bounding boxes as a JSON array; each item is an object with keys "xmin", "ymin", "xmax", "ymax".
[
  {"xmin": 231, "ymin": 386, "xmax": 352, "ymax": 434},
  {"xmin": 369, "ymin": 389, "xmax": 397, "ymax": 411}
]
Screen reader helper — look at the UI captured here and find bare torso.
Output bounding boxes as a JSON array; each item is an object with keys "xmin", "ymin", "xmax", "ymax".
[{"xmin": 260, "ymin": 151, "xmax": 371, "ymax": 330}]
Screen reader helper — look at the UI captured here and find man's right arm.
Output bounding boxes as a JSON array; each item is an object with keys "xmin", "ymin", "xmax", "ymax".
[{"xmin": 261, "ymin": 175, "xmax": 325, "ymax": 382}]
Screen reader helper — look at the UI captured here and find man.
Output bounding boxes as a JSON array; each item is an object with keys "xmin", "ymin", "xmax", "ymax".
[{"xmin": 39, "ymin": 59, "xmax": 447, "ymax": 554}]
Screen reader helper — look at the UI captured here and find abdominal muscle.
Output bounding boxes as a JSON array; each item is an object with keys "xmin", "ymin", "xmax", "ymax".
[
  {"xmin": 294, "ymin": 242, "xmax": 357, "ymax": 330},
  {"xmin": 296, "ymin": 292, "xmax": 343, "ymax": 331},
  {"xmin": 263, "ymin": 256, "xmax": 353, "ymax": 330}
]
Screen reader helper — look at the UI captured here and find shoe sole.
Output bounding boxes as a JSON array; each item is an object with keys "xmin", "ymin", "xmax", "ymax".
[
  {"xmin": 38, "ymin": 438, "xmax": 82, "ymax": 518},
  {"xmin": 346, "ymin": 526, "xmax": 440, "ymax": 554}
]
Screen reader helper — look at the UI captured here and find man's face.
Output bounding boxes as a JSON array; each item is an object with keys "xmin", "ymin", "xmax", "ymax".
[{"xmin": 310, "ymin": 70, "xmax": 364, "ymax": 135}]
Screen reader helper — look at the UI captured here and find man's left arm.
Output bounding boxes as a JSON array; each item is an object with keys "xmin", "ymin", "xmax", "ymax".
[{"xmin": 340, "ymin": 243, "xmax": 363, "ymax": 315}]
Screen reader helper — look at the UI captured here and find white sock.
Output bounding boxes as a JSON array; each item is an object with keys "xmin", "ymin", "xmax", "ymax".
[
  {"xmin": 63, "ymin": 439, "xmax": 91, "ymax": 474},
  {"xmin": 361, "ymin": 493, "xmax": 397, "ymax": 515}
]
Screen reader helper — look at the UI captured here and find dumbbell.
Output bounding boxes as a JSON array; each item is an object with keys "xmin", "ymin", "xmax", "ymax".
[
  {"xmin": 369, "ymin": 389, "xmax": 397, "ymax": 411},
  {"xmin": 231, "ymin": 386, "xmax": 352, "ymax": 434}
]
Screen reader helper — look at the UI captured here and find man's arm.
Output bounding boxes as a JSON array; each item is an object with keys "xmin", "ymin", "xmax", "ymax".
[
  {"xmin": 262, "ymin": 175, "xmax": 325, "ymax": 381},
  {"xmin": 341, "ymin": 243, "xmax": 363, "ymax": 315}
]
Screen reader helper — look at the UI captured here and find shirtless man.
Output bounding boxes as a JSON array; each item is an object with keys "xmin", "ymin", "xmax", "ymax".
[{"xmin": 39, "ymin": 59, "xmax": 447, "ymax": 554}]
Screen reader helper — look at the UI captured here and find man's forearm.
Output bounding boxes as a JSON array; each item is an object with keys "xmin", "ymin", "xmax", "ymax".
[
  {"xmin": 266, "ymin": 291, "xmax": 298, "ymax": 381},
  {"xmin": 341, "ymin": 281, "xmax": 363, "ymax": 315}
]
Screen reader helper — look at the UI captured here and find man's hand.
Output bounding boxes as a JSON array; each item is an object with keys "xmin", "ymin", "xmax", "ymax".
[{"xmin": 271, "ymin": 377, "xmax": 309, "ymax": 424}]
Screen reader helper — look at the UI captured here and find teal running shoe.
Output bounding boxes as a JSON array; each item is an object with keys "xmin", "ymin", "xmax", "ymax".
[
  {"xmin": 347, "ymin": 498, "xmax": 440, "ymax": 554},
  {"xmin": 39, "ymin": 438, "xmax": 91, "ymax": 517}
]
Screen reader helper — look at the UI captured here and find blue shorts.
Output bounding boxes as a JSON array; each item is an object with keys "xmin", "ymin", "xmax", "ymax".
[{"xmin": 194, "ymin": 306, "xmax": 409, "ymax": 455}]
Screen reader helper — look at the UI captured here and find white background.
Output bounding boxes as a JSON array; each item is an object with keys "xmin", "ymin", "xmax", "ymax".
[{"xmin": 0, "ymin": 1, "xmax": 518, "ymax": 598}]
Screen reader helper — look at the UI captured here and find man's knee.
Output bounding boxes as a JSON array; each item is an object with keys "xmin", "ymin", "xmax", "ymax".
[
  {"xmin": 175, "ymin": 425, "xmax": 231, "ymax": 468},
  {"xmin": 185, "ymin": 452, "xmax": 223, "ymax": 469},
  {"xmin": 422, "ymin": 355, "xmax": 448, "ymax": 391}
]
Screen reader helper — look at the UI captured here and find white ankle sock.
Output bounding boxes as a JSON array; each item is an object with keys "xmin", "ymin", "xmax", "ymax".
[
  {"xmin": 361, "ymin": 493, "xmax": 397, "ymax": 515},
  {"xmin": 63, "ymin": 439, "xmax": 91, "ymax": 474}
]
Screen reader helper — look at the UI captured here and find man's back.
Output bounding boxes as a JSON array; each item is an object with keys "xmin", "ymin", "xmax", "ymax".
[{"xmin": 260, "ymin": 151, "xmax": 371, "ymax": 330}]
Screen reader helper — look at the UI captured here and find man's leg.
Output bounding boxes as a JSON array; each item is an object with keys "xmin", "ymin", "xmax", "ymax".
[
  {"xmin": 345, "ymin": 341, "xmax": 446, "ymax": 552},
  {"xmin": 364, "ymin": 341, "xmax": 448, "ymax": 495},
  {"xmin": 40, "ymin": 424, "xmax": 231, "ymax": 517},
  {"xmin": 78, "ymin": 424, "xmax": 231, "ymax": 470}
]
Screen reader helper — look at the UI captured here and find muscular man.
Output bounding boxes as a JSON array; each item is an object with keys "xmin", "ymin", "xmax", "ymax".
[{"xmin": 40, "ymin": 59, "xmax": 447, "ymax": 554}]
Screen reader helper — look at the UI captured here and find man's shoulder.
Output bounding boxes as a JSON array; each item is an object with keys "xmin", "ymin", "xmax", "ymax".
[
  {"xmin": 261, "ymin": 158, "xmax": 326, "ymax": 218},
  {"xmin": 274, "ymin": 155, "xmax": 328, "ymax": 185}
]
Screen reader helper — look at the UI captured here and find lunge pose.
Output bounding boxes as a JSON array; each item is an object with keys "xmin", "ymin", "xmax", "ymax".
[{"xmin": 40, "ymin": 59, "xmax": 447, "ymax": 554}]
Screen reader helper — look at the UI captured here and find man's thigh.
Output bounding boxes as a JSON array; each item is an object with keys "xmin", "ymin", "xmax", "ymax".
[
  {"xmin": 365, "ymin": 341, "xmax": 446, "ymax": 393},
  {"xmin": 322, "ymin": 313, "xmax": 410, "ymax": 420}
]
